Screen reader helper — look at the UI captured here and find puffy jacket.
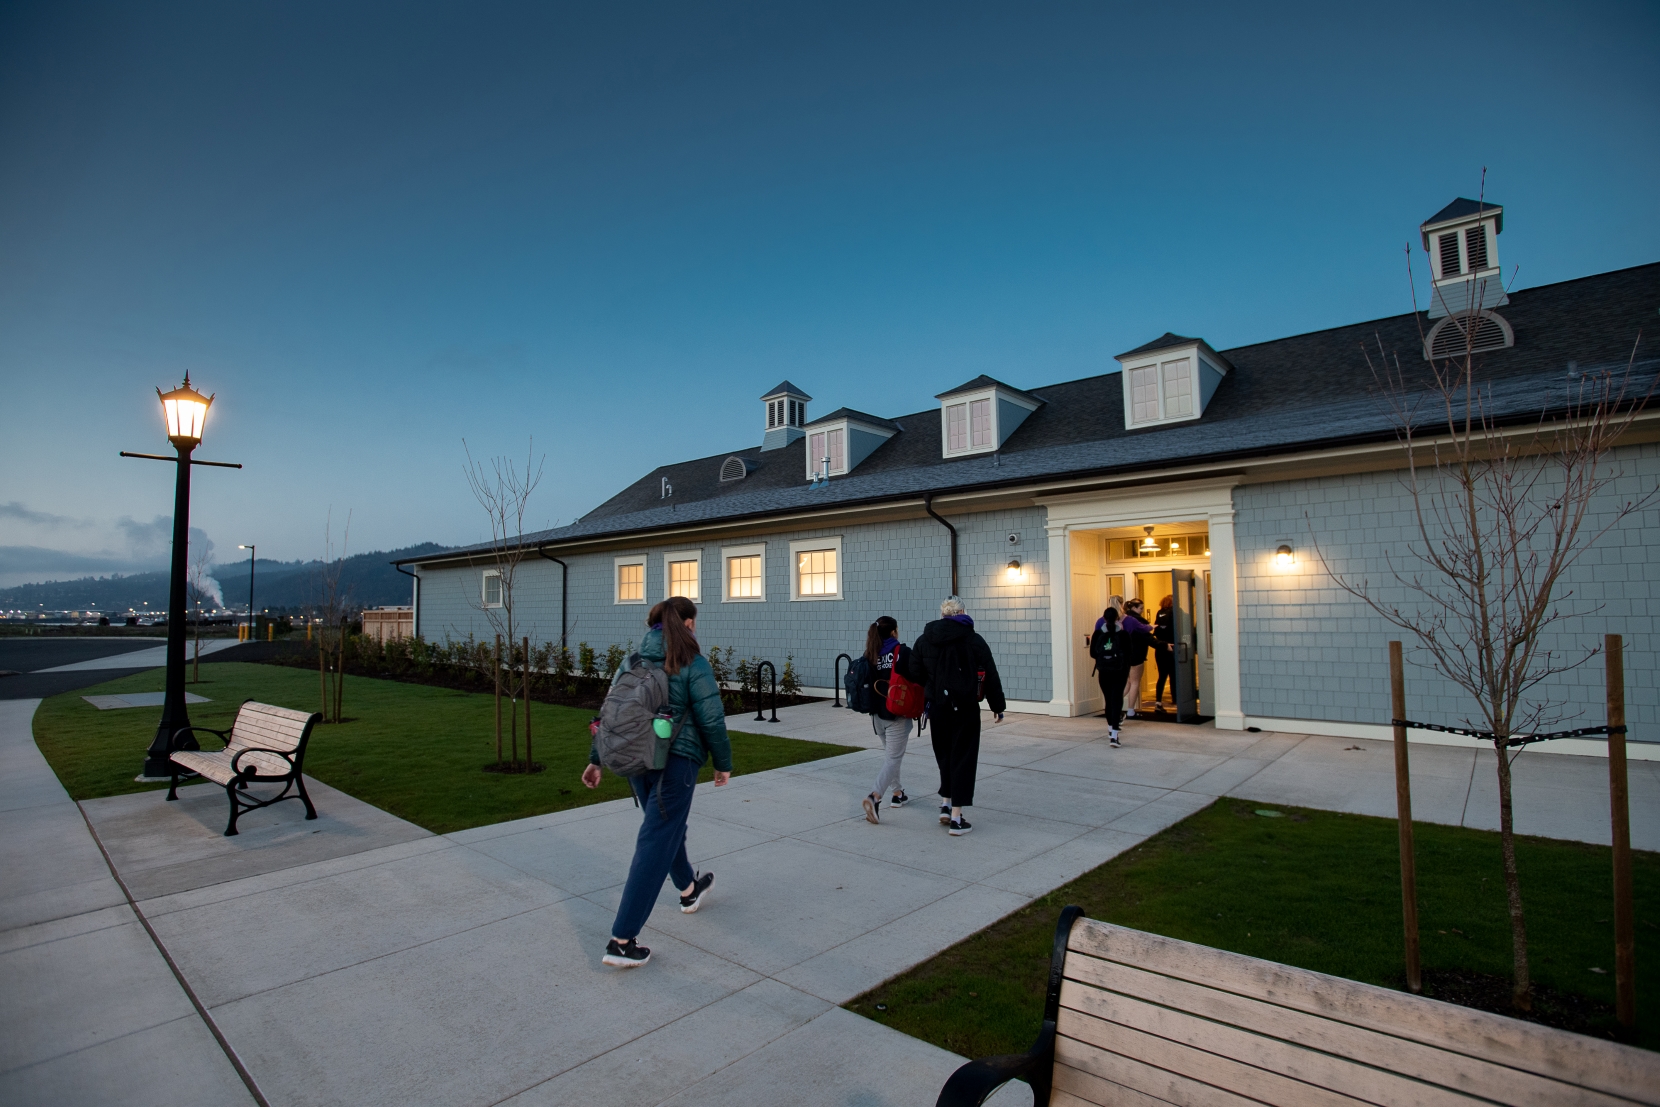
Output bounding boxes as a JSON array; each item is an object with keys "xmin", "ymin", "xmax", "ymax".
[
  {"xmin": 909, "ymin": 617, "xmax": 1007, "ymax": 715},
  {"xmin": 588, "ymin": 629, "xmax": 733, "ymax": 773}
]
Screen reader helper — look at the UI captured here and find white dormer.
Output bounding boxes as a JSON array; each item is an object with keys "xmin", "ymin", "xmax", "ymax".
[
  {"xmin": 802, "ymin": 409, "xmax": 899, "ymax": 480},
  {"xmin": 1114, "ymin": 334, "xmax": 1231, "ymax": 430},
  {"xmin": 935, "ymin": 376, "xmax": 1042, "ymax": 459},
  {"xmin": 1420, "ymin": 198, "xmax": 1507, "ymax": 320},
  {"xmin": 759, "ymin": 381, "xmax": 811, "ymax": 452}
]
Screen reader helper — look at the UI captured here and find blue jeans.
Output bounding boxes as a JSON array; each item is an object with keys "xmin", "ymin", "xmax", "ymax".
[{"xmin": 612, "ymin": 754, "xmax": 700, "ymax": 941}]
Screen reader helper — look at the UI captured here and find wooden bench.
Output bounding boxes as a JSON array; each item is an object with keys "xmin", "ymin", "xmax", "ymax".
[
  {"xmin": 939, "ymin": 906, "xmax": 1660, "ymax": 1107},
  {"xmin": 166, "ymin": 701, "xmax": 321, "ymax": 837}
]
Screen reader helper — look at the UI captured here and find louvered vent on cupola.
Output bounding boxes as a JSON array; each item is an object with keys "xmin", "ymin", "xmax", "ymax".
[
  {"xmin": 720, "ymin": 456, "xmax": 755, "ymax": 482},
  {"xmin": 1424, "ymin": 310, "xmax": 1513, "ymax": 361}
]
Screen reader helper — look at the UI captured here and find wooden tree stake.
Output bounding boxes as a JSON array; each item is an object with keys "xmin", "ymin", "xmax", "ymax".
[
  {"xmin": 1390, "ymin": 641, "xmax": 1421, "ymax": 993},
  {"xmin": 1607, "ymin": 634, "xmax": 1635, "ymax": 1030},
  {"xmin": 494, "ymin": 634, "xmax": 503, "ymax": 766},
  {"xmin": 523, "ymin": 636, "xmax": 533, "ymax": 773}
]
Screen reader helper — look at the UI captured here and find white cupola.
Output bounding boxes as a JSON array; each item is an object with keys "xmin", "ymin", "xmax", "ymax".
[
  {"xmin": 1420, "ymin": 198, "xmax": 1506, "ymax": 319},
  {"xmin": 759, "ymin": 381, "xmax": 810, "ymax": 452}
]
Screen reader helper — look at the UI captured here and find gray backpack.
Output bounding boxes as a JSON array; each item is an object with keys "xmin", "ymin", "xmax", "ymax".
[{"xmin": 594, "ymin": 654, "xmax": 681, "ymax": 777}]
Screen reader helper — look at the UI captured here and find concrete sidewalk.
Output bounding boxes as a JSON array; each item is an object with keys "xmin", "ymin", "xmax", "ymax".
[{"xmin": 6, "ymin": 699, "xmax": 1655, "ymax": 1106}]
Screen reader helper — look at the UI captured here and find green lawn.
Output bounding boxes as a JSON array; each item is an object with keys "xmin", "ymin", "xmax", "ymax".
[
  {"xmin": 33, "ymin": 662, "xmax": 856, "ymax": 834},
  {"xmin": 849, "ymin": 799, "xmax": 1660, "ymax": 1055}
]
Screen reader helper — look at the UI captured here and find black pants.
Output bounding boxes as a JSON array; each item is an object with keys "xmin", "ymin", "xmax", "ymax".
[
  {"xmin": 1096, "ymin": 665, "xmax": 1128, "ymax": 727},
  {"xmin": 931, "ymin": 697, "xmax": 982, "ymax": 807},
  {"xmin": 1153, "ymin": 646, "xmax": 1173, "ymax": 703}
]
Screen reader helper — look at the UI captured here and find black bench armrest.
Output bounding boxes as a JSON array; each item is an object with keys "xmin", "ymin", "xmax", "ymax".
[
  {"xmin": 168, "ymin": 724, "xmax": 231, "ymax": 752},
  {"xmin": 230, "ymin": 746, "xmax": 299, "ymax": 778},
  {"xmin": 936, "ymin": 905, "xmax": 1082, "ymax": 1107}
]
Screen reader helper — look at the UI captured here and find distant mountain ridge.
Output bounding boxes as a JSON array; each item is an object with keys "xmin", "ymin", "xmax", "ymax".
[{"xmin": 0, "ymin": 543, "xmax": 449, "ymax": 613}]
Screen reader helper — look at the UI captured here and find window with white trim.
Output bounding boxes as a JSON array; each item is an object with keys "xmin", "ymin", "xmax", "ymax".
[
  {"xmin": 722, "ymin": 543, "xmax": 766, "ymax": 602},
  {"xmin": 481, "ymin": 570, "xmax": 503, "ymax": 608},
  {"xmin": 614, "ymin": 556, "xmax": 646, "ymax": 604},
  {"xmin": 806, "ymin": 427, "xmax": 845, "ymax": 476},
  {"xmin": 789, "ymin": 537, "xmax": 842, "ymax": 601},
  {"xmin": 1127, "ymin": 357, "xmax": 1196, "ymax": 426},
  {"xmin": 662, "ymin": 550, "xmax": 702, "ymax": 602}
]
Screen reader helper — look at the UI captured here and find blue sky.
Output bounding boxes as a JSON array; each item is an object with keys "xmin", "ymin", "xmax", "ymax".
[{"xmin": 1, "ymin": 0, "xmax": 1657, "ymax": 584}]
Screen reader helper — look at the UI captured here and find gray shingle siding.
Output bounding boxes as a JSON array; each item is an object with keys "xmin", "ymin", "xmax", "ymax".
[
  {"xmin": 416, "ymin": 505, "xmax": 1053, "ymax": 702},
  {"xmin": 1234, "ymin": 443, "xmax": 1659, "ymax": 741}
]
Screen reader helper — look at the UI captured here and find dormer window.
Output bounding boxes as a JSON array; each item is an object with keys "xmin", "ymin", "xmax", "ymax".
[
  {"xmin": 935, "ymin": 377, "xmax": 1042, "ymax": 459},
  {"xmin": 801, "ymin": 409, "xmax": 899, "ymax": 480},
  {"xmin": 1114, "ymin": 334, "xmax": 1230, "ymax": 430},
  {"xmin": 1420, "ymin": 198, "xmax": 1507, "ymax": 319}
]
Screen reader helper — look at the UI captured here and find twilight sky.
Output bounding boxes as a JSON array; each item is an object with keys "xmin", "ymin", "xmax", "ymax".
[{"xmin": 1, "ymin": 0, "xmax": 1657, "ymax": 586}]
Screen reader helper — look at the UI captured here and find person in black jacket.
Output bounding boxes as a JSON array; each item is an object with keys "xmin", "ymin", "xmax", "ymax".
[
  {"xmin": 909, "ymin": 595, "xmax": 1006, "ymax": 836},
  {"xmin": 861, "ymin": 616, "xmax": 918, "ymax": 825},
  {"xmin": 1152, "ymin": 594, "xmax": 1175, "ymax": 710},
  {"xmin": 1088, "ymin": 606, "xmax": 1130, "ymax": 746}
]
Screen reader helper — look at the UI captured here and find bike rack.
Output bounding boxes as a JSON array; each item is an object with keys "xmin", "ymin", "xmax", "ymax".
[
  {"xmin": 753, "ymin": 660, "xmax": 779, "ymax": 723},
  {"xmin": 832, "ymin": 653, "xmax": 853, "ymax": 707}
]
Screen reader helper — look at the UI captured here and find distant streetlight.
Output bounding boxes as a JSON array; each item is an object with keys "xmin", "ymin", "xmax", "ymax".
[
  {"xmin": 238, "ymin": 544, "xmax": 256, "ymax": 634},
  {"xmin": 121, "ymin": 375, "xmax": 241, "ymax": 779}
]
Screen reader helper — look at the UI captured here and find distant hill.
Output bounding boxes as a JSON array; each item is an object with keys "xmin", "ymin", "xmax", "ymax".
[{"xmin": 0, "ymin": 543, "xmax": 449, "ymax": 613}]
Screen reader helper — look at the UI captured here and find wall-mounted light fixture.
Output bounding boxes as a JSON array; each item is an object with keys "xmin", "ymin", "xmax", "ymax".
[
  {"xmin": 1006, "ymin": 558, "xmax": 1022, "ymax": 580},
  {"xmin": 1275, "ymin": 543, "xmax": 1295, "ymax": 568}
]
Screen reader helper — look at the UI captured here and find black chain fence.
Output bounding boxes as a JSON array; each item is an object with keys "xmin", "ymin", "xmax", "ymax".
[{"xmin": 1390, "ymin": 719, "xmax": 1627, "ymax": 749}]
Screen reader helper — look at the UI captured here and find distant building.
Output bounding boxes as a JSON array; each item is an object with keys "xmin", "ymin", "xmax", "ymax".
[
  {"xmin": 398, "ymin": 200, "xmax": 1659, "ymax": 747},
  {"xmin": 362, "ymin": 606, "xmax": 414, "ymax": 643}
]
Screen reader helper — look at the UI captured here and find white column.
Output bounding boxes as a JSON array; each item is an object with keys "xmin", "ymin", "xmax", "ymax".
[
  {"xmin": 1208, "ymin": 506, "xmax": 1244, "ymax": 729},
  {"xmin": 1045, "ymin": 522, "xmax": 1074, "ymax": 716}
]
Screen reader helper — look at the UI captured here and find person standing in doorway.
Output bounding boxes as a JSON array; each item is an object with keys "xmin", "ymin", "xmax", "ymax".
[
  {"xmin": 1152, "ymin": 594, "xmax": 1175, "ymax": 711},
  {"xmin": 861, "ymin": 616, "xmax": 917, "ymax": 824},
  {"xmin": 910, "ymin": 596, "xmax": 1005, "ymax": 836},
  {"xmin": 1120, "ymin": 598, "xmax": 1155, "ymax": 721},
  {"xmin": 582, "ymin": 596, "xmax": 731, "ymax": 968},
  {"xmin": 1089, "ymin": 606, "xmax": 1131, "ymax": 746}
]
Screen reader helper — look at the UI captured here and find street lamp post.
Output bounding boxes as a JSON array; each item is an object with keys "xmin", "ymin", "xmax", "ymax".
[
  {"xmin": 122, "ymin": 376, "xmax": 241, "ymax": 779},
  {"xmin": 238, "ymin": 544, "xmax": 256, "ymax": 636}
]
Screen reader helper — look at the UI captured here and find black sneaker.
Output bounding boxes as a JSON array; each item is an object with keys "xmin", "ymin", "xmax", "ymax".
[
  {"xmin": 948, "ymin": 817, "xmax": 973, "ymax": 836},
  {"xmin": 679, "ymin": 872, "xmax": 714, "ymax": 913},
  {"xmin": 939, "ymin": 803, "xmax": 951, "ymax": 825},
  {"xmin": 862, "ymin": 794, "xmax": 880, "ymax": 825},
  {"xmin": 603, "ymin": 938, "xmax": 651, "ymax": 967},
  {"xmin": 889, "ymin": 790, "xmax": 909, "ymax": 808}
]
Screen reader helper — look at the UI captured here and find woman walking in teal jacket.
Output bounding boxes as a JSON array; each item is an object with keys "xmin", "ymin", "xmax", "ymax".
[{"xmin": 582, "ymin": 596, "xmax": 733, "ymax": 968}]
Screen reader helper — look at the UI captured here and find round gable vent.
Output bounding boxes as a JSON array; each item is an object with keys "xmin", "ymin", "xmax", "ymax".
[
  {"xmin": 720, "ymin": 456, "xmax": 753, "ymax": 482},
  {"xmin": 1424, "ymin": 310, "xmax": 1513, "ymax": 361}
]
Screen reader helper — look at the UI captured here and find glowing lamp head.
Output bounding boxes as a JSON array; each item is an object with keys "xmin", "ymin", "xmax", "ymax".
[
  {"xmin": 1139, "ymin": 525, "xmax": 1158, "ymax": 551},
  {"xmin": 157, "ymin": 375, "xmax": 213, "ymax": 448},
  {"xmin": 1275, "ymin": 544, "xmax": 1295, "ymax": 568},
  {"xmin": 1006, "ymin": 558, "xmax": 1022, "ymax": 580}
]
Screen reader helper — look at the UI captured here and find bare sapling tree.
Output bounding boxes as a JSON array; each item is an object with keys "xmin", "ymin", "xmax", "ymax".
[
  {"xmin": 1319, "ymin": 223, "xmax": 1655, "ymax": 1010},
  {"xmin": 315, "ymin": 510, "xmax": 352, "ymax": 723},
  {"xmin": 464, "ymin": 439, "xmax": 545, "ymax": 772},
  {"xmin": 186, "ymin": 536, "xmax": 215, "ymax": 684}
]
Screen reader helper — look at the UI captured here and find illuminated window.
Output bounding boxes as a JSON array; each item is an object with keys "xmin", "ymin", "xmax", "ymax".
[
  {"xmin": 789, "ymin": 537, "xmax": 842, "ymax": 600},
  {"xmin": 481, "ymin": 570, "xmax": 503, "ymax": 608},
  {"xmin": 668, "ymin": 558, "xmax": 699, "ymax": 601},
  {"xmin": 614, "ymin": 558, "xmax": 646, "ymax": 604},
  {"xmin": 728, "ymin": 556, "xmax": 761, "ymax": 598}
]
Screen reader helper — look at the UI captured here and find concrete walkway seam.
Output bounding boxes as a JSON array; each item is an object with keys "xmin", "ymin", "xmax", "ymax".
[{"xmin": 73, "ymin": 800, "xmax": 273, "ymax": 1107}]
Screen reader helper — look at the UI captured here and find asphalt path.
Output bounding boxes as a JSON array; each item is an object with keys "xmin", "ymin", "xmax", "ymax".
[{"xmin": 0, "ymin": 637, "xmax": 168, "ymax": 701}]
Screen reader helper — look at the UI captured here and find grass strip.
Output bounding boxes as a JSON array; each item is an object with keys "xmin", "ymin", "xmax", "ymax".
[
  {"xmin": 848, "ymin": 799, "xmax": 1660, "ymax": 1054},
  {"xmin": 33, "ymin": 662, "xmax": 855, "ymax": 834}
]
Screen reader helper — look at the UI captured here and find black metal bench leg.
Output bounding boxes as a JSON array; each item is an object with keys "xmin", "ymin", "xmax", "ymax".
[
  {"xmin": 223, "ymin": 782, "xmax": 241, "ymax": 836},
  {"xmin": 166, "ymin": 770, "xmax": 180, "ymax": 801},
  {"xmin": 295, "ymin": 774, "xmax": 318, "ymax": 820}
]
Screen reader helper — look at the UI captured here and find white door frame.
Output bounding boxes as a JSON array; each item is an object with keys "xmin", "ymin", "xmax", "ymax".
[{"xmin": 1039, "ymin": 479, "xmax": 1242, "ymax": 728}]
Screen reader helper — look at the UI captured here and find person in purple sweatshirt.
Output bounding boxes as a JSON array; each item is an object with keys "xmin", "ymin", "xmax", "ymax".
[{"xmin": 1119, "ymin": 599, "xmax": 1156, "ymax": 721}]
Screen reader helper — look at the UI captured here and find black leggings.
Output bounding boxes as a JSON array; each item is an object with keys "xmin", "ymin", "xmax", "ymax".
[
  {"xmin": 1153, "ymin": 646, "xmax": 1173, "ymax": 703},
  {"xmin": 1096, "ymin": 666, "xmax": 1128, "ymax": 727}
]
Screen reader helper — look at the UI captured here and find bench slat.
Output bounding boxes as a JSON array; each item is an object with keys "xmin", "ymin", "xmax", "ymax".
[
  {"xmin": 1068, "ymin": 918, "xmax": 1660, "ymax": 1104},
  {"xmin": 1057, "ymin": 1029, "xmax": 1286, "ymax": 1106},
  {"xmin": 1065, "ymin": 951, "xmax": 1624, "ymax": 1107},
  {"xmin": 1058, "ymin": 1007, "xmax": 1372, "ymax": 1107},
  {"xmin": 1053, "ymin": 1061, "xmax": 1181, "ymax": 1107},
  {"xmin": 1061, "ymin": 978, "xmax": 1488, "ymax": 1107},
  {"xmin": 169, "ymin": 750, "xmax": 238, "ymax": 785}
]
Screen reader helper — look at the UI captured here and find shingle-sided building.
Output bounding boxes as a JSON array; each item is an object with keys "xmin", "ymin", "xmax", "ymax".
[{"xmin": 402, "ymin": 201, "xmax": 1660, "ymax": 750}]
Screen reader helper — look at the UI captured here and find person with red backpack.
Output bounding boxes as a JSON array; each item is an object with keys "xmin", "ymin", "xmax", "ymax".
[
  {"xmin": 860, "ymin": 616, "xmax": 922, "ymax": 825},
  {"xmin": 581, "ymin": 596, "xmax": 731, "ymax": 969},
  {"xmin": 908, "ymin": 595, "xmax": 1005, "ymax": 836}
]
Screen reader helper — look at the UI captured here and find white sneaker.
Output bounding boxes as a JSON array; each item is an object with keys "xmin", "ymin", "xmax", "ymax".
[{"xmin": 1109, "ymin": 728, "xmax": 1121, "ymax": 747}]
